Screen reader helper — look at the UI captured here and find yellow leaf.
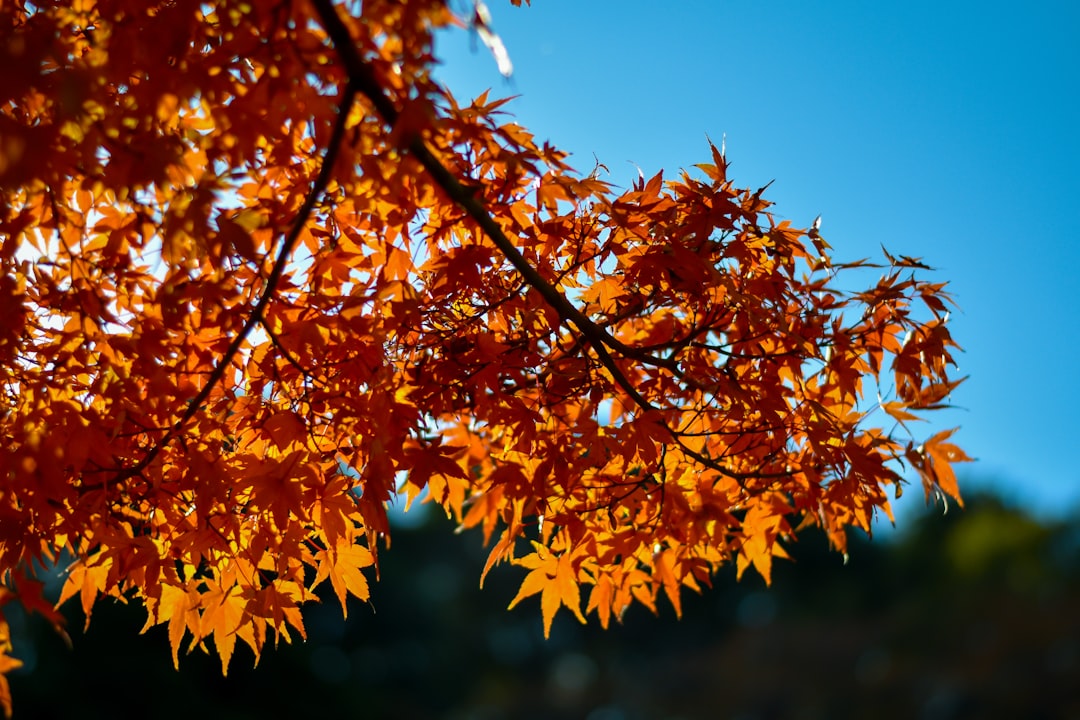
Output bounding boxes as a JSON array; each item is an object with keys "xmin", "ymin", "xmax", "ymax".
[
  {"xmin": 312, "ymin": 541, "xmax": 373, "ymax": 619},
  {"xmin": 554, "ymin": 552, "xmax": 586, "ymax": 625},
  {"xmin": 508, "ymin": 549, "xmax": 584, "ymax": 638},
  {"xmin": 586, "ymin": 574, "xmax": 614, "ymax": 629},
  {"xmin": 507, "ymin": 566, "xmax": 548, "ymax": 611},
  {"xmin": 327, "ymin": 543, "xmax": 373, "ymax": 617},
  {"xmin": 540, "ymin": 574, "xmax": 561, "ymax": 639},
  {"xmin": 654, "ymin": 550, "xmax": 682, "ymax": 618},
  {"xmin": 0, "ymin": 653, "xmax": 21, "ymax": 720},
  {"xmin": 199, "ymin": 583, "xmax": 247, "ymax": 676}
]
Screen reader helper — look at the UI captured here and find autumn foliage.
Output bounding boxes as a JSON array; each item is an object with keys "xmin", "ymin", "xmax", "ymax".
[{"xmin": 0, "ymin": 0, "xmax": 968, "ymax": 713}]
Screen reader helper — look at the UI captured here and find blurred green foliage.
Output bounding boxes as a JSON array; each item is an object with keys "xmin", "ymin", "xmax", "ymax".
[{"xmin": 7, "ymin": 491, "xmax": 1079, "ymax": 719}]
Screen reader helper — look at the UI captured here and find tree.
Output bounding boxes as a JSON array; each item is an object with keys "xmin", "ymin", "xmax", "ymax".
[{"xmin": 0, "ymin": 1, "xmax": 968, "ymax": 713}]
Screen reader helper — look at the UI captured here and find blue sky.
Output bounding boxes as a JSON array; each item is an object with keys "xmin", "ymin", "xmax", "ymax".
[{"xmin": 431, "ymin": 0, "xmax": 1080, "ymax": 520}]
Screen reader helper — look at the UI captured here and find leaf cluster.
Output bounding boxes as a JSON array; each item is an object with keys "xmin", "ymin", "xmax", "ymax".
[{"xmin": 0, "ymin": 0, "xmax": 967, "ymax": 711}]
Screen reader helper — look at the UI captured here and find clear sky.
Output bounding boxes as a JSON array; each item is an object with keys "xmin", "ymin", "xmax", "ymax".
[{"xmin": 431, "ymin": 0, "xmax": 1080, "ymax": 520}]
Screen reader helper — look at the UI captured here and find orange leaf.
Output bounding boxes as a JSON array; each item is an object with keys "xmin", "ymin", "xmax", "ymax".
[{"xmin": 199, "ymin": 583, "xmax": 248, "ymax": 675}]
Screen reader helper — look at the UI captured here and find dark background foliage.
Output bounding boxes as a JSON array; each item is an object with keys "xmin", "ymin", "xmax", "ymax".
[{"xmin": 8, "ymin": 490, "xmax": 1079, "ymax": 720}]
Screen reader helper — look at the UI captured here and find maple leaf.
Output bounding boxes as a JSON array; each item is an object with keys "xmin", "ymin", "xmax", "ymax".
[
  {"xmin": 507, "ymin": 544, "xmax": 587, "ymax": 638},
  {"xmin": 585, "ymin": 574, "xmax": 616, "ymax": 629},
  {"xmin": 151, "ymin": 582, "xmax": 204, "ymax": 670},
  {"xmin": 312, "ymin": 542, "xmax": 375, "ymax": 618},
  {"xmin": 406, "ymin": 443, "xmax": 471, "ymax": 518},
  {"xmin": 909, "ymin": 428, "xmax": 973, "ymax": 508},
  {"xmin": 653, "ymin": 549, "xmax": 685, "ymax": 618},
  {"xmin": 312, "ymin": 475, "xmax": 360, "ymax": 549},
  {"xmin": 198, "ymin": 582, "xmax": 248, "ymax": 676},
  {"xmin": 735, "ymin": 496, "xmax": 794, "ymax": 585},
  {"xmin": 0, "ymin": 613, "xmax": 22, "ymax": 719}
]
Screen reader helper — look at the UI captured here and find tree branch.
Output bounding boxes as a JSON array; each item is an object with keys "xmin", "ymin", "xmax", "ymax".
[
  {"xmin": 113, "ymin": 82, "xmax": 359, "ymax": 483},
  {"xmin": 309, "ymin": 1, "xmax": 772, "ymax": 484},
  {"xmin": 310, "ymin": 0, "xmax": 648, "ymax": 392}
]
